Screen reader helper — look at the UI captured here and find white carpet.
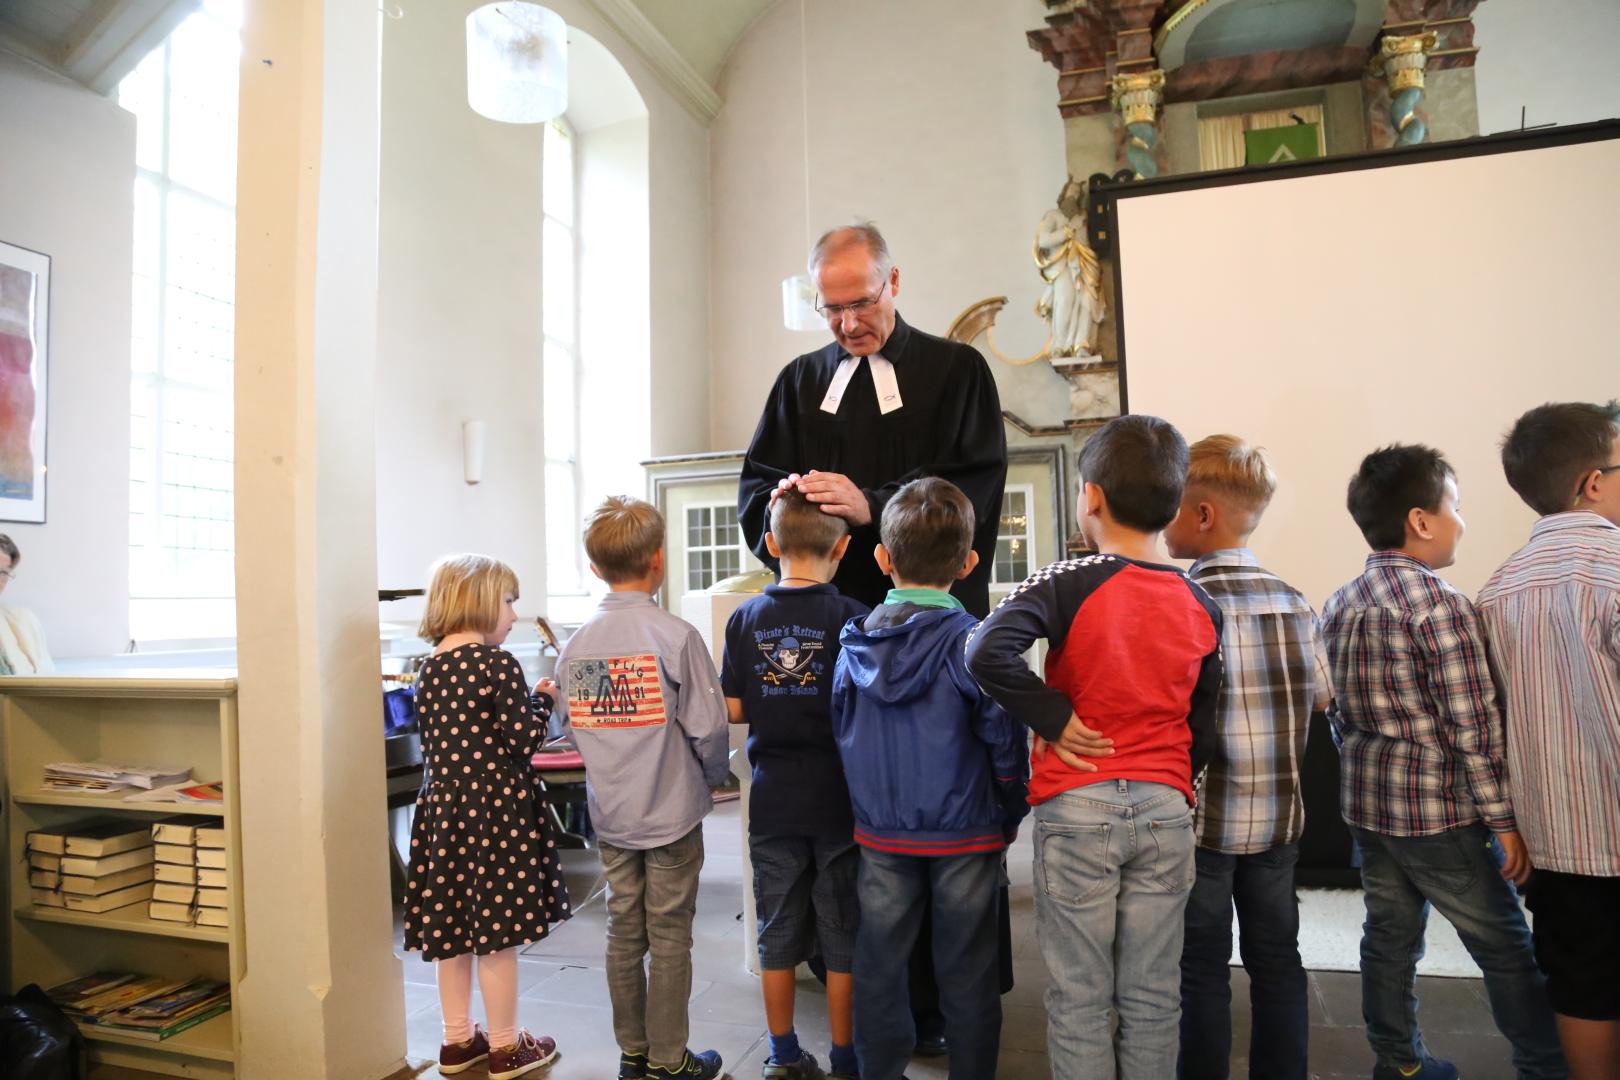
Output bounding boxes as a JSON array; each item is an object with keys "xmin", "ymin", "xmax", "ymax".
[{"xmin": 1234, "ymin": 888, "xmax": 1533, "ymax": 979}]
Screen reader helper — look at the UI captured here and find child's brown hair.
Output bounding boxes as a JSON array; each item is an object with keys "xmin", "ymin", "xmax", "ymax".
[{"xmin": 584, "ymin": 495, "xmax": 665, "ymax": 583}]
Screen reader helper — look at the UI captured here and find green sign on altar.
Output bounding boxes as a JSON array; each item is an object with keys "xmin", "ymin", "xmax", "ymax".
[{"xmin": 1245, "ymin": 123, "xmax": 1322, "ymax": 165}]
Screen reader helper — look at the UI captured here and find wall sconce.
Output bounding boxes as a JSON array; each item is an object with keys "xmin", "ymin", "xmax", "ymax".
[
  {"xmin": 466, "ymin": 3, "xmax": 569, "ymax": 124},
  {"xmin": 463, "ymin": 420, "xmax": 487, "ymax": 485}
]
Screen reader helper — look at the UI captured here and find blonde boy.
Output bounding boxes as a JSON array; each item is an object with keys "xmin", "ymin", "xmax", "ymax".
[
  {"xmin": 1162, "ymin": 436, "xmax": 1332, "ymax": 1080},
  {"xmin": 555, "ymin": 496, "xmax": 730, "ymax": 1080}
]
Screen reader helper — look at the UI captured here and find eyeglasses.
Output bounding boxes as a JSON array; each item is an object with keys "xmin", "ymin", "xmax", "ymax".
[
  {"xmin": 1573, "ymin": 463, "xmax": 1620, "ymax": 507},
  {"xmin": 815, "ymin": 285, "xmax": 888, "ymax": 322}
]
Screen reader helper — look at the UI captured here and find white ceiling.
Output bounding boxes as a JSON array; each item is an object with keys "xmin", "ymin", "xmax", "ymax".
[
  {"xmin": 0, "ymin": 0, "xmax": 196, "ymax": 93},
  {"xmin": 628, "ymin": 0, "xmax": 778, "ymax": 87}
]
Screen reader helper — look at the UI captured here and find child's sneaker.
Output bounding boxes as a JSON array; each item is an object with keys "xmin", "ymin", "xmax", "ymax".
[
  {"xmin": 1372, "ymin": 1058, "xmax": 1459, "ymax": 1080},
  {"xmin": 646, "ymin": 1048, "xmax": 723, "ymax": 1079},
  {"xmin": 763, "ymin": 1050, "xmax": 825, "ymax": 1078},
  {"xmin": 488, "ymin": 1030, "xmax": 559, "ymax": 1079},
  {"xmin": 438, "ymin": 1025, "xmax": 489, "ymax": 1075},
  {"xmin": 620, "ymin": 1050, "xmax": 649, "ymax": 1079}
]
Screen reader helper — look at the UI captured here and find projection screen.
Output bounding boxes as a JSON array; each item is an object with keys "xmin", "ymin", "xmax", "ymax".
[{"xmin": 1110, "ymin": 121, "xmax": 1620, "ymax": 607}]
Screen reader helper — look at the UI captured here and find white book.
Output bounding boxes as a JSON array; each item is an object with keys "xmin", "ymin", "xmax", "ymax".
[
  {"xmin": 149, "ymin": 901, "xmax": 195, "ymax": 924},
  {"xmin": 152, "ymin": 882, "xmax": 197, "ymax": 904},
  {"xmin": 155, "ymin": 862, "xmax": 198, "ymax": 885},
  {"xmin": 196, "ymin": 826, "xmax": 226, "ymax": 850},
  {"xmin": 36, "ymin": 866, "xmax": 153, "ymax": 897},
  {"xmin": 63, "ymin": 823, "xmax": 152, "ymax": 858},
  {"xmin": 197, "ymin": 887, "xmax": 228, "ymax": 909},
  {"xmin": 196, "ymin": 907, "xmax": 229, "ymax": 928},
  {"xmin": 154, "ymin": 842, "xmax": 195, "ymax": 865},
  {"xmin": 59, "ymin": 846, "xmax": 154, "ymax": 877},
  {"xmin": 152, "ymin": 816, "xmax": 215, "ymax": 845},
  {"xmin": 31, "ymin": 888, "xmax": 67, "ymax": 908},
  {"xmin": 197, "ymin": 867, "xmax": 228, "ymax": 889},
  {"xmin": 195, "ymin": 847, "xmax": 228, "ymax": 870},
  {"xmin": 63, "ymin": 882, "xmax": 153, "ymax": 913}
]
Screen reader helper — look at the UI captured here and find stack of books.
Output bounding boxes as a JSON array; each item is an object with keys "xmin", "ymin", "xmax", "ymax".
[
  {"xmin": 45, "ymin": 972, "xmax": 231, "ymax": 1041},
  {"xmin": 42, "ymin": 762, "xmax": 190, "ymax": 794},
  {"xmin": 149, "ymin": 817, "xmax": 229, "ymax": 928},
  {"xmin": 27, "ymin": 822, "xmax": 155, "ymax": 912}
]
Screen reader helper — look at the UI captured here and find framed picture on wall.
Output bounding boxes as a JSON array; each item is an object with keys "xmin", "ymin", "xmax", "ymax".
[{"xmin": 0, "ymin": 241, "xmax": 49, "ymax": 524}]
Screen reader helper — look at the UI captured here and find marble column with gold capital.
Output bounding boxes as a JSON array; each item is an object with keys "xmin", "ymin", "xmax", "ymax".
[
  {"xmin": 1113, "ymin": 69, "xmax": 1166, "ymax": 179},
  {"xmin": 1379, "ymin": 31, "xmax": 1438, "ymax": 145}
]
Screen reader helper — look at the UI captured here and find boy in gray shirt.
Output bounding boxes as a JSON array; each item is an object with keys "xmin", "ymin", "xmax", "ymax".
[{"xmin": 554, "ymin": 495, "xmax": 730, "ymax": 1080}]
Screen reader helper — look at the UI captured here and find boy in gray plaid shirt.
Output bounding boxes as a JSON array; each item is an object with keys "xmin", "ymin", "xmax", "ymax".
[{"xmin": 1164, "ymin": 436, "xmax": 1331, "ymax": 1080}]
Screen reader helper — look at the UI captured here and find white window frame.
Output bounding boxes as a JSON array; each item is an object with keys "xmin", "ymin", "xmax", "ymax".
[
  {"xmin": 543, "ymin": 117, "xmax": 586, "ymax": 605},
  {"xmin": 991, "ymin": 483, "xmax": 1038, "ymax": 587},
  {"xmin": 683, "ymin": 501, "xmax": 749, "ymax": 593}
]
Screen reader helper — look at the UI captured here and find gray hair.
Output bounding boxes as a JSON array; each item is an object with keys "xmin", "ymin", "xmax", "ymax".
[
  {"xmin": 807, "ymin": 222, "xmax": 894, "ymax": 283},
  {"xmin": 0, "ymin": 534, "xmax": 17, "ymax": 566}
]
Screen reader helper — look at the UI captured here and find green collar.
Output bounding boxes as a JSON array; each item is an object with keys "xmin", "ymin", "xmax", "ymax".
[{"xmin": 883, "ymin": 587, "xmax": 964, "ymax": 611}]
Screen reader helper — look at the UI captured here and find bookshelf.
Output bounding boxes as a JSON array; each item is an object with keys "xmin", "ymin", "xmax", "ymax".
[{"xmin": 1, "ymin": 673, "xmax": 242, "ymax": 1079}]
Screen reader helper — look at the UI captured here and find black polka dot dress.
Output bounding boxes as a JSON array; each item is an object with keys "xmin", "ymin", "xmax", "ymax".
[{"xmin": 404, "ymin": 643, "xmax": 570, "ymax": 961}]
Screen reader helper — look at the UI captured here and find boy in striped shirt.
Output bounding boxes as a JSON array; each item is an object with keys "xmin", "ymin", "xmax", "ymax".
[
  {"xmin": 1163, "ymin": 436, "xmax": 1332, "ymax": 1080},
  {"xmin": 1479, "ymin": 401, "xmax": 1620, "ymax": 1080}
]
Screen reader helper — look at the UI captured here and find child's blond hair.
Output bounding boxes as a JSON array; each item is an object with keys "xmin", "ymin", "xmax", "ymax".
[
  {"xmin": 1186, "ymin": 435, "xmax": 1278, "ymax": 532},
  {"xmin": 418, "ymin": 554, "xmax": 519, "ymax": 644},
  {"xmin": 584, "ymin": 495, "xmax": 665, "ymax": 583}
]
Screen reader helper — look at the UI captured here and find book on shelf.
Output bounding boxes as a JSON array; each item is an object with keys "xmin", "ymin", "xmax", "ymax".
[
  {"xmin": 27, "ymin": 820, "xmax": 136, "ymax": 856},
  {"xmin": 154, "ymin": 842, "xmax": 194, "ymax": 866},
  {"xmin": 195, "ymin": 907, "xmax": 229, "ymax": 929},
  {"xmin": 29, "ymin": 851, "xmax": 62, "ymax": 872},
  {"xmin": 59, "ymin": 846, "xmax": 154, "ymax": 877},
  {"xmin": 196, "ymin": 824, "xmax": 226, "ymax": 848},
  {"xmin": 44, "ymin": 972, "xmax": 142, "ymax": 1011},
  {"xmin": 64, "ymin": 823, "xmax": 153, "ymax": 858},
  {"xmin": 151, "ymin": 816, "xmax": 216, "ymax": 845},
  {"xmin": 154, "ymin": 862, "xmax": 198, "ymax": 885},
  {"xmin": 122, "ymin": 780, "xmax": 224, "ymax": 806},
  {"xmin": 152, "ymin": 882, "xmax": 197, "ymax": 905},
  {"xmin": 195, "ymin": 847, "xmax": 228, "ymax": 870},
  {"xmin": 30, "ymin": 888, "xmax": 66, "ymax": 908},
  {"xmin": 148, "ymin": 900, "xmax": 196, "ymax": 924},
  {"xmin": 64, "ymin": 882, "xmax": 153, "ymax": 913},
  {"xmin": 30, "ymin": 865, "xmax": 153, "ymax": 897},
  {"xmin": 46, "ymin": 972, "xmax": 189, "ymax": 1020},
  {"xmin": 45, "ymin": 973, "xmax": 231, "ymax": 1040},
  {"xmin": 197, "ymin": 867, "xmax": 228, "ymax": 889},
  {"xmin": 196, "ymin": 887, "xmax": 228, "ymax": 910}
]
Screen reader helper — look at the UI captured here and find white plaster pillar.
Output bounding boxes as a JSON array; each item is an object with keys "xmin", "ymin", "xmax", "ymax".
[{"xmin": 234, "ymin": 1, "xmax": 407, "ymax": 1076}]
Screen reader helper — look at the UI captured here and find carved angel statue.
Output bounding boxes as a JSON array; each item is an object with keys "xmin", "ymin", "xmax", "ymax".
[{"xmin": 1035, "ymin": 178, "xmax": 1105, "ymax": 360}]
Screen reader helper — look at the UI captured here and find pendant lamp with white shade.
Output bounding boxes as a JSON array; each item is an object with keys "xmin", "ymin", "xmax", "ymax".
[{"xmin": 466, "ymin": 2, "xmax": 568, "ymax": 124}]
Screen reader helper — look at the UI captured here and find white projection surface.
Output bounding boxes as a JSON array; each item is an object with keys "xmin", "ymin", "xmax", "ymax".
[{"xmin": 1115, "ymin": 132, "xmax": 1620, "ymax": 606}]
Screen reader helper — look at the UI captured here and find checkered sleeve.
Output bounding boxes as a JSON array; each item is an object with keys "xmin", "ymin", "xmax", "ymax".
[
  {"xmin": 1309, "ymin": 616, "xmax": 1334, "ymax": 710},
  {"xmin": 1415, "ymin": 593, "xmax": 1514, "ymax": 832}
]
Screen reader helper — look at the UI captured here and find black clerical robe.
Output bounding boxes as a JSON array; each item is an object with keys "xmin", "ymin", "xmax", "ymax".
[{"xmin": 738, "ymin": 314, "xmax": 1008, "ymax": 616}]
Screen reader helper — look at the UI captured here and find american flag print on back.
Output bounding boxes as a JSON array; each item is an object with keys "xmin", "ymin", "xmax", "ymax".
[{"xmin": 566, "ymin": 654, "xmax": 668, "ymax": 728}]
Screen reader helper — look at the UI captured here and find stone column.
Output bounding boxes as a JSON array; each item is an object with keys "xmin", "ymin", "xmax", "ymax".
[
  {"xmin": 1112, "ymin": 69, "xmax": 1166, "ymax": 178},
  {"xmin": 1378, "ymin": 31, "xmax": 1438, "ymax": 144},
  {"xmin": 234, "ymin": 1, "xmax": 408, "ymax": 1076}
]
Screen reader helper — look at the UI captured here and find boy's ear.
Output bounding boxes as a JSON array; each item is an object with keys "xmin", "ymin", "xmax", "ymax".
[
  {"xmin": 874, "ymin": 543, "xmax": 894, "ymax": 577},
  {"xmin": 588, "ymin": 562, "xmax": 605, "ymax": 583},
  {"xmin": 830, "ymin": 534, "xmax": 852, "ymax": 562},
  {"xmin": 1081, "ymin": 480, "xmax": 1105, "ymax": 520},
  {"xmin": 649, "ymin": 548, "xmax": 665, "ymax": 576},
  {"xmin": 1197, "ymin": 500, "xmax": 1216, "ymax": 532},
  {"xmin": 956, "ymin": 549, "xmax": 980, "ymax": 581},
  {"xmin": 764, "ymin": 531, "xmax": 782, "ymax": 559},
  {"xmin": 1406, "ymin": 506, "xmax": 1435, "ymax": 542}
]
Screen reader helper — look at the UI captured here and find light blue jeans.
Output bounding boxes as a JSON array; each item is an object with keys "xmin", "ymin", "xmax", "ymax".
[{"xmin": 1035, "ymin": 779, "xmax": 1196, "ymax": 1080}]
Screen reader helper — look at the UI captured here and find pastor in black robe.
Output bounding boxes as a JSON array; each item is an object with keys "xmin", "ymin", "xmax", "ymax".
[{"xmin": 737, "ymin": 313, "xmax": 1007, "ymax": 616}]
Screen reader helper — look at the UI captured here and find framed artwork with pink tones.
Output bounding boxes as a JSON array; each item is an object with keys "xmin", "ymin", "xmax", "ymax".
[{"xmin": 0, "ymin": 241, "xmax": 48, "ymax": 523}]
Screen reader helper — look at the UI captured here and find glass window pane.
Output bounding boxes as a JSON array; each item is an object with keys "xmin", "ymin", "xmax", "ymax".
[
  {"xmin": 119, "ymin": 46, "xmax": 167, "ymax": 173},
  {"xmin": 545, "ymin": 462, "xmax": 580, "ymax": 594},
  {"xmin": 542, "ymin": 219, "xmax": 575, "ymax": 346},
  {"xmin": 166, "ymin": 14, "xmax": 240, "ymax": 205},
  {"xmin": 543, "ymin": 341, "xmax": 576, "ymax": 462}
]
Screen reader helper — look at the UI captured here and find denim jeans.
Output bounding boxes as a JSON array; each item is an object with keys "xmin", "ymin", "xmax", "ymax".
[
  {"xmin": 1352, "ymin": 824, "xmax": 1568, "ymax": 1079},
  {"xmin": 852, "ymin": 848, "xmax": 1001, "ymax": 1080},
  {"xmin": 598, "ymin": 825, "xmax": 705, "ymax": 1067},
  {"xmin": 1178, "ymin": 843, "xmax": 1308, "ymax": 1080},
  {"xmin": 1035, "ymin": 779, "xmax": 1196, "ymax": 1080}
]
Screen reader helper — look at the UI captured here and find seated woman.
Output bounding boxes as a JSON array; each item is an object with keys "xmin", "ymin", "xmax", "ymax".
[{"xmin": 0, "ymin": 534, "xmax": 52, "ymax": 674}]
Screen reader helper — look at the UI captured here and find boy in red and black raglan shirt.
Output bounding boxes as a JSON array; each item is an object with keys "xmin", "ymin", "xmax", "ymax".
[{"xmin": 967, "ymin": 414, "xmax": 1222, "ymax": 1080}]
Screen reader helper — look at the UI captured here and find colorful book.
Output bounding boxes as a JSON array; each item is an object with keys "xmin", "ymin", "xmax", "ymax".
[
  {"xmin": 64, "ymin": 882, "xmax": 153, "ymax": 913},
  {"xmin": 43, "ymin": 972, "xmax": 139, "ymax": 1009},
  {"xmin": 98, "ymin": 1002, "xmax": 231, "ymax": 1041},
  {"xmin": 59, "ymin": 846, "xmax": 154, "ymax": 877},
  {"xmin": 49, "ymin": 973, "xmax": 187, "ymax": 1019}
]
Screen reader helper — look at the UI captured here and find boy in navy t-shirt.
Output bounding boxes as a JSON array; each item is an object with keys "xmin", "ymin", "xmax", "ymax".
[{"xmin": 723, "ymin": 487, "xmax": 869, "ymax": 1080}]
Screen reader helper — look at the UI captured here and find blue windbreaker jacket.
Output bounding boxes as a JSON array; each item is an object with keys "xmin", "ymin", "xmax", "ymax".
[{"xmin": 831, "ymin": 603, "xmax": 1030, "ymax": 856}]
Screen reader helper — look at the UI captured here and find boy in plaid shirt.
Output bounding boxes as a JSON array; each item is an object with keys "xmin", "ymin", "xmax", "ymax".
[
  {"xmin": 1321, "ymin": 445, "xmax": 1565, "ymax": 1080},
  {"xmin": 1163, "ymin": 436, "xmax": 1331, "ymax": 1080}
]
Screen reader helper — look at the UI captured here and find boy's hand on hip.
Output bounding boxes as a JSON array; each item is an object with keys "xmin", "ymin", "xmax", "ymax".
[
  {"xmin": 1033, "ymin": 732, "xmax": 1102, "ymax": 773},
  {"xmin": 1496, "ymin": 829, "xmax": 1531, "ymax": 886},
  {"xmin": 1055, "ymin": 713, "xmax": 1113, "ymax": 761}
]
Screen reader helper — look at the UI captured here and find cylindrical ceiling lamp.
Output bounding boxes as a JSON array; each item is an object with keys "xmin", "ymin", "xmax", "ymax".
[
  {"xmin": 466, "ymin": 3, "xmax": 568, "ymax": 124},
  {"xmin": 781, "ymin": 274, "xmax": 822, "ymax": 332}
]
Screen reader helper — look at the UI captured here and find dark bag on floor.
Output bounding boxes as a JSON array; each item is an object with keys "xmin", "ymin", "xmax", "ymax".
[{"xmin": 0, "ymin": 984, "xmax": 88, "ymax": 1080}]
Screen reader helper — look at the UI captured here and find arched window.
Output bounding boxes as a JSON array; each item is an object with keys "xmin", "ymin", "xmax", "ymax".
[{"xmin": 543, "ymin": 118, "xmax": 584, "ymax": 599}]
